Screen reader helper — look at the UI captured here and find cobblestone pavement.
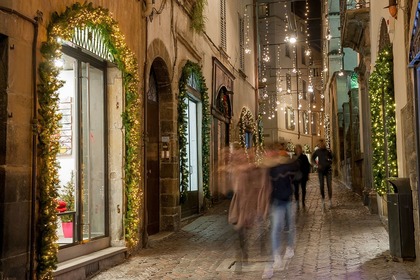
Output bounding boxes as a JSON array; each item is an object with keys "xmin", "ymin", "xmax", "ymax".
[{"xmin": 91, "ymin": 175, "xmax": 420, "ymax": 279}]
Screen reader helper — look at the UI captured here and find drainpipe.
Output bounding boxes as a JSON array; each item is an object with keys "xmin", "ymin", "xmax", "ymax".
[
  {"xmin": 0, "ymin": 6, "xmax": 40, "ymax": 279},
  {"xmin": 142, "ymin": 4, "xmax": 149, "ymax": 248}
]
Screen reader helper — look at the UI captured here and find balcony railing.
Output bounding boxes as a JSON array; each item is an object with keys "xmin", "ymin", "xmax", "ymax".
[{"xmin": 342, "ymin": 0, "xmax": 370, "ymax": 10}]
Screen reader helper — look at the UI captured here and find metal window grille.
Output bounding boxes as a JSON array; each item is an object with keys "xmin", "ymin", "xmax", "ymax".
[
  {"xmin": 187, "ymin": 72, "xmax": 200, "ymax": 92},
  {"xmin": 70, "ymin": 26, "xmax": 114, "ymax": 62}
]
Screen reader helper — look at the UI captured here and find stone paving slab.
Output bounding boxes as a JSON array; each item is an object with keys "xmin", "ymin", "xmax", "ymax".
[{"xmin": 91, "ymin": 175, "xmax": 420, "ymax": 279}]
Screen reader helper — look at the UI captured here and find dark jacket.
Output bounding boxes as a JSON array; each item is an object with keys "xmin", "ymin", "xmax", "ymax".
[
  {"xmin": 297, "ymin": 153, "xmax": 311, "ymax": 182},
  {"xmin": 269, "ymin": 160, "xmax": 299, "ymax": 203},
  {"xmin": 311, "ymin": 148, "xmax": 333, "ymax": 174}
]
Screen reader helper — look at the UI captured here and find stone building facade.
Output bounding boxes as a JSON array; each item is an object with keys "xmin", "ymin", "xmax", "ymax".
[
  {"xmin": 340, "ymin": 0, "xmax": 420, "ymax": 260},
  {"xmin": 0, "ymin": 0, "xmax": 259, "ymax": 278}
]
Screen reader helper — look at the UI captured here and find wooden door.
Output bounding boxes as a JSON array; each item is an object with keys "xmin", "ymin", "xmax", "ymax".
[{"xmin": 146, "ymin": 73, "xmax": 160, "ymax": 235}]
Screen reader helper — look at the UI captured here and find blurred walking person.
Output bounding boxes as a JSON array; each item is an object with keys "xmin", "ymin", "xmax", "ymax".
[
  {"xmin": 311, "ymin": 139, "xmax": 333, "ymax": 209},
  {"xmin": 293, "ymin": 144, "xmax": 311, "ymax": 209},
  {"xmin": 219, "ymin": 144, "xmax": 271, "ymax": 267},
  {"xmin": 261, "ymin": 149, "xmax": 299, "ymax": 278}
]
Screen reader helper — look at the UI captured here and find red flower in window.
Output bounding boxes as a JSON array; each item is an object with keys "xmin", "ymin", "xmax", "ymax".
[{"xmin": 56, "ymin": 200, "xmax": 67, "ymax": 213}]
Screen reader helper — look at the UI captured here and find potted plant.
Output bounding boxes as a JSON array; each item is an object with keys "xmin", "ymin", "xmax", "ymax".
[{"xmin": 57, "ymin": 171, "xmax": 75, "ymax": 238}]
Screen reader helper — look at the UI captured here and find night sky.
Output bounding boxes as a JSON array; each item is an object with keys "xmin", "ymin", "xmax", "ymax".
[{"xmin": 292, "ymin": 0, "xmax": 322, "ymax": 51}]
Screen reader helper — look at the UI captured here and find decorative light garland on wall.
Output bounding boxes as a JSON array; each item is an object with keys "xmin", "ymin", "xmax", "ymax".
[
  {"xmin": 239, "ymin": 107, "xmax": 258, "ymax": 149},
  {"xmin": 324, "ymin": 113, "xmax": 331, "ymax": 149},
  {"xmin": 244, "ymin": 5, "xmax": 251, "ymax": 54},
  {"xmin": 38, "ymin": 3, "xmax": 141, "ymax": 278},
  {"xmin": 368, "ymin": 46, "xmax": 397, "ymax": 195},
  {"xmin": 178, "ymin": 61, "xmax": 211, "ymax": 202},
  {"xmin": 37, "ymin": 40, "xmax": 62, "ymax": 280}
]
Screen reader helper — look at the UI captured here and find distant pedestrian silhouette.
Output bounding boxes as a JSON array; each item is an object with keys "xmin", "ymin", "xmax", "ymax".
[
  {"xmin": 293, "ymin": 144, "xmax": 311, "ymax": 209},
  {"xmin": 311, "ymin": 139, "xmax": 333, "ymax": 209}
]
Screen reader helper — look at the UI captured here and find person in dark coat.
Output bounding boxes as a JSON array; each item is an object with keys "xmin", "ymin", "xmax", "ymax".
[
  {"xmin": 293, "ymin": 144, "xmax": 311, "ymax": 209},
  {"xmin": 311, "ymin": 139, "xmax": 333, "ymax": 209}
]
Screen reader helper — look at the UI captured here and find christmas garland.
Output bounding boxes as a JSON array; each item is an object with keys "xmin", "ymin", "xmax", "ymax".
[
  {"xmin": 238, "ymin": 107, "xmax": 258, "ymax": 148},
  {"xmin": 368, "ymin": 46, "xmax": 397, "ymax": 195},
  {"xmin": 37, "ymin": 38, "xmax": 62, "ymax": 280},
  {"xmin": 38, "ymin": 3, "xmax": 141, "ymax": 277},
  {"xmin": 178, "ymin": 61, "xmax": 210, "ymax": 202}
]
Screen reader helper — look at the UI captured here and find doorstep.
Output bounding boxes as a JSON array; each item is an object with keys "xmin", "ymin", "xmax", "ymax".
[{"xmin": 54, "ymin": 247, "xmax": 127, "ymax": 279}]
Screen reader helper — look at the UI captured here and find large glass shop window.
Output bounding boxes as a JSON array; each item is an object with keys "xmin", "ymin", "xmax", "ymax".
[
  {"xmin": 184, "ymin": 97, "xmax": 199, "ymax": 192},
  {"xmin": 56, "ymin": 50, "xmax": 107, "ymax": 246}
]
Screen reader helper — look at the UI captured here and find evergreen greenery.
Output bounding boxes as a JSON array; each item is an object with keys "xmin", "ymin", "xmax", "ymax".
[
  {"xmin": 59, "ymin": 171, "xmax": 75, "ymax": 223},
  {"xmin": 191, "ymin": 0, "xmax": 207, "ymax": 32},
  {"xmin": 178, "ymin": 61, "xmax": 211, "ymax": 202},
  {"xmin": 238, "ymin": 107, "xmax": 258, "ymax": 149},
  {"xmin": 368, "ymin": 46, "xmax": 397, "ymax": 195}
]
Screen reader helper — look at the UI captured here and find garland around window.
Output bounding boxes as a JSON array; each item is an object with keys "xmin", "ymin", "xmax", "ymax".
[
  {"xmin": 37, "ymin": 2, "xmax": 141, "ymax": 278},
  {"xmin": 178, "ymin": 61, "xmax": 211, "ymax": 202},
  {"xmin": 238, "ymin": 107, "xmax": 260, "ymax": 148}
]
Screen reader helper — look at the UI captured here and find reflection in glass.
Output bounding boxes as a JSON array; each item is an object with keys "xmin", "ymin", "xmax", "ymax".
[
  {"xmin": 56, "ymin": 54, "xmax": 77, "ymax": 246},
  {"xmin": 56, "ymin": 52, "xmax": 106, "ymax": 246},
  {"xmin": 81, "ymin": 62, "xmax": 105, "ymax": 240}
]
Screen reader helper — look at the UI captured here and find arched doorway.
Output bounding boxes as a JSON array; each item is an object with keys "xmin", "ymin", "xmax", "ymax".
[
  {"xmin": 212, "ymin": 86, "xmax": 232, "ymax": 202},
  {"xmin": 146, "ymin": 58, "xmax": 171, "ymax": 235},
  {"xmin": 146, "ymin": 66, "xmax": 160, "ymax": 235}
]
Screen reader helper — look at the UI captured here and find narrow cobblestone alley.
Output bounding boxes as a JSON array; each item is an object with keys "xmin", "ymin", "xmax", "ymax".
[{"xmin": 91, "ymin": 175, "xmax": 420, "ymax": 280}]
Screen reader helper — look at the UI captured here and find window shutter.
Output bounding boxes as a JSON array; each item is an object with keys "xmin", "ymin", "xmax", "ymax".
[
  {"xmin": 220, "ymin": 0, "xmax": 227, "ymax": 50},
  {"xmin": 239, "ymin": 15, "xmax": 245, "ymax": 71}
]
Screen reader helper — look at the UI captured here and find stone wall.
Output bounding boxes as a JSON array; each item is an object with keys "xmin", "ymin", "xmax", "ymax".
[{"xmin": 0, "ymin": 1, "xmax": 146, "ymax": 277}]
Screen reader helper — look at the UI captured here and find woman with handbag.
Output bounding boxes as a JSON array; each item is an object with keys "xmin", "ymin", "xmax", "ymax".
[{"xmin": 293, "ymin": 144, "xmax": 311, "ymax": 209}]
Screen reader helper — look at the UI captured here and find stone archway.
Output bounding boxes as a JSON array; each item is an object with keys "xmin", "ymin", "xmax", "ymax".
[{"xmin": 145, "ymin": 39, "xmax": 180, "ymax": 232}]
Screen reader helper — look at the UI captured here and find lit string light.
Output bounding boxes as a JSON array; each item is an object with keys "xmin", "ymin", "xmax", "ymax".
[
  {"xmin": 368, "ymin": 46, "xmax": 397, "ymax": 195},
  {"xmin": 244, "ymin": 5, "xmax": 251, "ymax": 54}
]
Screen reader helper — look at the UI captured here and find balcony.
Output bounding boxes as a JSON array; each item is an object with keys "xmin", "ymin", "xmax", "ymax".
[{"xmin": 340, "ymin": 0, "xmax": 370, "ymax": 55}]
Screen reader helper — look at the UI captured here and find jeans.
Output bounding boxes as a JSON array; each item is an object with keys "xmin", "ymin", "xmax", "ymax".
[
  {"xmin": 318, "ymin": 170, "xmax": 332, "ymax": 200},
  {"xmin": 270, "ymin": 199, "xmax": 295, "ymax": 257}
]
